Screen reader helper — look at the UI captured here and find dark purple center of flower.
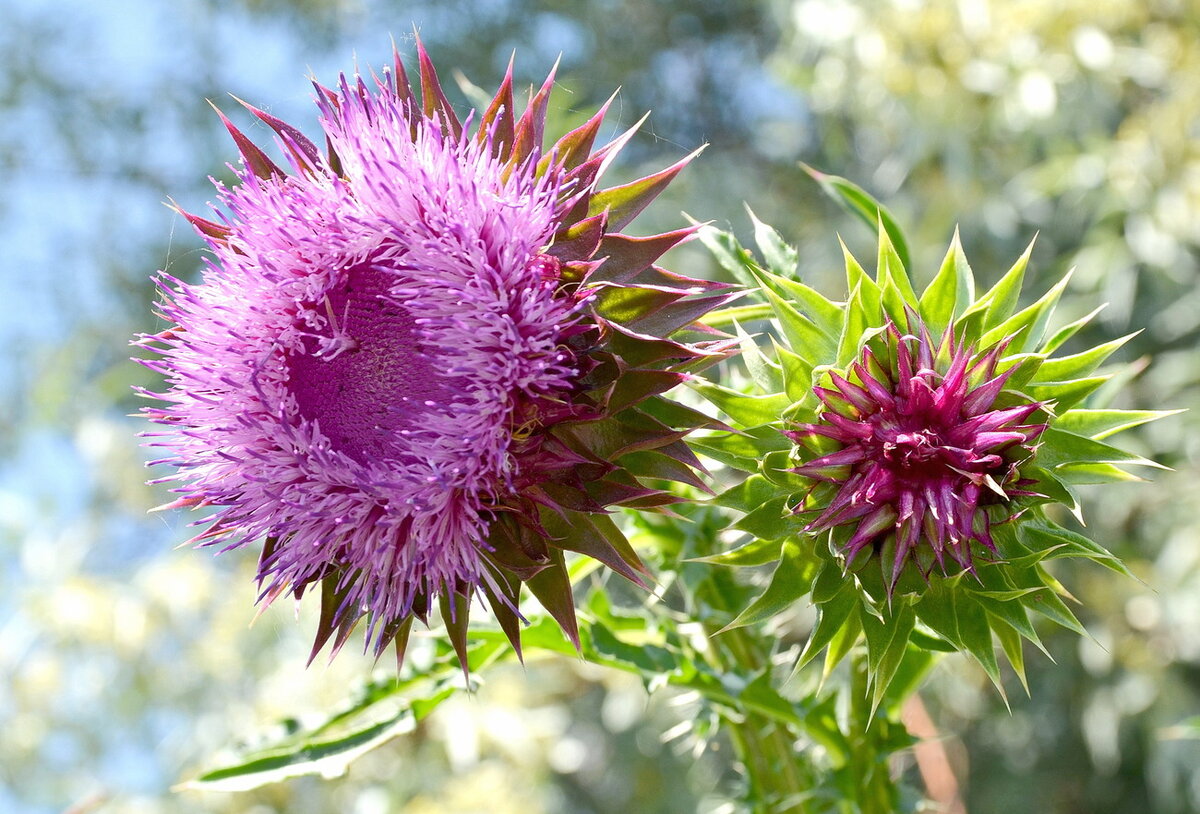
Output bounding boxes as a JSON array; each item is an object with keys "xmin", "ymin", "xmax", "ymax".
[
  {"xmin": 882, "ymin": 428, "xmax": 944, "ymax": 468},
  {"xmin": 287, "ymin": 265, "xmax": 449, "ymax": 464}
]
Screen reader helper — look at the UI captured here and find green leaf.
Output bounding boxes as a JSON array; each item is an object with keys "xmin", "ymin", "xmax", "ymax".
[
  {"xmin": 794, "ymin": 580, "xmax": 860, "ymax": 673},
  {"xmin": 1022, "ymin": 465, "xmax": 1083, "ymax": 519},
  {"xmin": 822, "ymin": 600, "xmax": 863, "ymax": 682},
  {"xmin": 960, "ymin": 237, "xmax": 1034, "ymax": 333},
  {"xmin": 882, "ymin": 645, "xmax": 940, "ymax": 716},
  {"xmin": 740, "ymin": 671, "xmax": 806, "ymax": 726},
  {"xmin": 733, "ymin": 495, "xmax": 796, "ymax": 540},
  {"xmin": 811, "ymin": 560, "xmax": 848, "ymax": 604},
  {"xmin": 862, "ymin": 601, "xmax": 916, "ymax": 713},
  {"xmin": 711, "ymin": 474, "xmax": 787, "ymax": 513},
  {"xmin": 754, "ymin": 270, "xmax": 845, "ymax": 339},
  {"xmin": 1055, "ymin": 408, "xmax": 1182, "ymax": 440},
  {"xmin": 720, "ymin": 541, "xmax": 812, "ymax": 631},
  {"xmin": 1034, "ymin": 334, "xmax": 1136, "ymax": 382},
  {"xmin": 186, "ymin": 685, "xmax": 455, "ymax": 791},
  {"xmin": 802, "ymin": 163, "xmax": 912, "ymax": 270},
  {"xmin": 696, "ymin": 224, "xmax": 762, "ymax": 292},
  {"xmin": 1025, "ymin": 376, "xmax": 1111, "ymax": 413},
  {"xmin": 588, "ymin": 622, "xmax": 678, "ymax": 675},
  {"xmin": 956, "ymin": 595, "xmax": 1003, "ymax": 695},
  {"xmin": 837, "ymin": 281, "xmax": 881, "ymax": 367},
  {"xmin": 1020, "ymin": 521, "xmax": 1135, "ymax": 578},
  {"xmin": 747, "ymin": 205, "xmax": 800, "ymax": 277},
  {"xmin": 875, "ymin": 219, "xmax": 919, "ymax": 310},
  {"xmin": 734, "ymin": 320, "xmax": 785, "ymax": 393},
  {"xmin": 980, "ymin": 270, "xmax": 1072, "ymax": 353},
  {"xmin": 690, "ymin": 426, "xmax": 791, "ymax": 471},
  {"xmin": 1036, "ymin": 427, "xmax": 1163, "ymax": 471},
  {"xmin": 776, "ymin": 341, "xmax": 816, "ymax": 404},
  {"xmin": 690, "ymin": 535, "xmax": 784, "ymax": 567},
  {"xmin": 1041, "ymin": 304, "xmax": 1106, "ymax": 353},
  {"xmin": 1056, "ymin": 462, "xmax": 1147, "ymax": 484},
  {"xmin": 919, "ymin": 226, "xmax": 975, "ymax": 334},
  {"xmin": 1020, "ymin": 579, "xmax": 1088, "ymax": 636},
  {"xmin": 991, "ymin": 617, "xmax": 1029, "ymax": 694},
  {"xmin": 914, "ymin": 580, "xmax": 963, "ymax": 648},
  {"xmin": 688, "ymin": 380, "xmax": 792, "ymax": 427},
  {"xmin": 759, "ymin": 285, "xmax": 838, "ymax": 363}
]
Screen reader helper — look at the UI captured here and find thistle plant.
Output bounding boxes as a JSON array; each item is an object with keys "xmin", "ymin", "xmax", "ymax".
[
  {"xmin": 137, "ymin": 44, "xmax": 736, "ymax": 671},
  {"xmin": 137, "ymin": 41, "xmax": 1173, "ymax": 810},
  {"xmin": 694, "ymin": 189, "xmax": 1171, "ymax": 706}
]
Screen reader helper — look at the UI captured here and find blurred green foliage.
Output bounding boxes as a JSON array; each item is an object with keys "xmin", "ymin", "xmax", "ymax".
[{"xmin": 1, "ymin": 0, "xmax": 1197, "ymax": 812}]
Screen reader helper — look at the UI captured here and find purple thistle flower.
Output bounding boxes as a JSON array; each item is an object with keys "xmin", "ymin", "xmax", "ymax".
[
  {"xmin": 785, "ymin": 319, "xmax": 1048, "ymax": 592},
  {"xmin": 138, "ymin": 44, "xmax": 735, "ymax": 668}
]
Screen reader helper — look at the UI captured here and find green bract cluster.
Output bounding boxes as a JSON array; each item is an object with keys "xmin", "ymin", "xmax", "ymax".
[{"xmin": 693, "ymin": 204, "xmax": 1171, "ymax": 705}]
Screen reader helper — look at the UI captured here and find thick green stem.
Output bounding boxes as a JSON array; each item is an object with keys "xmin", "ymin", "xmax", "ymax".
[
  {"xmin": 704, "ymin": 621, "xmax": 809, "ymax": 812},
  {"xmin": 845, "ymin": 653, "xmax": 903, "ymax": 814}
]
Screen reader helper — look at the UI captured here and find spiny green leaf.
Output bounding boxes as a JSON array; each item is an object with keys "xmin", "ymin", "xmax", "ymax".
[
  {"xmin": 719, "ymin": 541, "xmax": 812, "ymax": 631},
  {"xmin": 733, "ymin": 495, "xmax": 796, "ymax": 540},
  {"xmin": 589, "ymin": 148, "xmax": 701, "ymax": 232},
  {"xmin": 1056, "ymin": 462, "xmax": 1147, "ymax": 484},
  {"xmin": 688, "ymin": 380, "xmax": 792, "ymax": 427},
  {"xmin": 733, "ymin": 321, "xmax": 785, "ymax": 392},
  {"xmin": 1023, "ymin": 465, "xmax": 1083, "ymax": 520},
  {"xmin": 980, "ymin": 270, "xmax": 1072, "ymax": 353},
  {"xmin": 762, "ymin": 285, "xmax": 837, "ymax": 362},
  {"xmin": 587, "ymin": 622, "xmax": 678, "ymax": 675},
  {"xmin": 1021, "ymin": 580, "xmax": 1087, "ymax": 636},
  {"xmin": 747, "ymin": 205, "xmax": 799, "ymax": 277},
  {"xmin": 1020, "ymin": 521, "xmax": 1135, "ymax": 578},
  {"xmin": 1055, "ymin": 408, "xmax": 1182, "ymax": 440},
  {"xmin": 955, "ymin": 595, "xmax": 1004, "ymax": 698},
  {"xmin": 689, "ymin": 426, "xmax": 791, "ymax": 471},
  {"xmin": 1025, "ymin": 376, "xmax": 1111, "ymax": 413},
  {"xmin": 1041, "ymin": 304, "xmax": 1107, "ymax": 354},
  {"xmin": 919, "ymin": 226, "xmax": 975, "ymax": 334},
  {"xmin": 882, "ymin": 645, "xmax": 940, "ymax": 716},
  {"xmin": 794, "ymin": 581, "xmax": 860, "ymax": 673},
  {"xmin": 753, "ymin": 270, "xmax": 845, "ymax": 338},
  {"xmin": 802, "ymin": 163, "xmax": 912, "ymax": 270},
  {"xmin": 695, "ymin": 223, "xmax": 763, "ymax": 292},
  {"xmin": 776, "ymin": 341, "xmax": 816, "ymax": 404},
  {"xmin": 690, "ymin": 535, "xmax": 784, "ymax": 567},
  {"xmin": 862, "ymin": 601, "xmax": 916, "ymax": 714},
  {"xmin": 822, "ymin": 600, "xmax": 863, "ymax": 682},
  {"xmin": 990, "ymin": 617, "xmax": 1029, "ymax": 694},
  {"xmin": 185, "ymin": 683, "xmax": 455, "ymax": 792},
  {"xmin": 913, "ymin": 577, "xmax": 964, "ymax": 648},
  {"xmin": 1037, "ymin": 427, "xmax": 1164, "ymax": 471},
  {"xmin": 960, "ymin": 237, "xmax": 1034, "ymax": 333},
  {"xmin": 875, "ymin": 219, "xmax": 919, "ymax": 309},
  {"xmin": 837, "ymin": 281, "xmax": 881, "ymax": 367},
  {"xmin": 811, "ymin": 560, "xmax": 848, "ymax": 604},
  {"xmin": 711, "ymin": 474, "xmax": 788, "ymax": 513},
  {"xmin": 1034, "ymin": 333, "xmax": 1137, "ymax": 382}
]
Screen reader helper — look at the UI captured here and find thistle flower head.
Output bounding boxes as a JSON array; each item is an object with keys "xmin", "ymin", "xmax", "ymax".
[
  {"xmin": 138, "ymin": 44, "xmax": 736, "ymax": 669},
  {"xmin": 695, "ymin": 194, "xmax": 1171, "ymax": 699},
  {"xmin": 786, "ymin": 318, "xmax": 1048, "ymax": 592}
]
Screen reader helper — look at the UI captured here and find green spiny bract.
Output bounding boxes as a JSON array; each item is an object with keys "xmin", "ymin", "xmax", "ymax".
[{"xmin": 694, "ymin": 211, "xmax": 1172, "ymax": 705}]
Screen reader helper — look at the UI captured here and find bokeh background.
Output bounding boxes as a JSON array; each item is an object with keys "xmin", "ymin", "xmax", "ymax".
[{"xmin": 2, "ymin": 0, "xmax": 1198, "ymax": 811}]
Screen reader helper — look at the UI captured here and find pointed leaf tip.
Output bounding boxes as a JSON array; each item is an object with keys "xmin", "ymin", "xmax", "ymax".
[{"xmin": 209, "ymin": 100, "xmax": 285, "ymax": 181}]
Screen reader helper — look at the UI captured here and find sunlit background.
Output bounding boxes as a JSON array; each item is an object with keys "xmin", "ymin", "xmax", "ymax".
[{"xmin": 2, "ymin": 0, "xmax": 1198, "ymax": 811}]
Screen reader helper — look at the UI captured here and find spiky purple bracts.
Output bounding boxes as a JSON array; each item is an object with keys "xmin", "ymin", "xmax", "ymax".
[
  {"xmin": 139, "ymin": 46, "xmax": 736, "ymax": 668},
  {"xmin": 786, "ymin": 321, "xmax": 1047, "ymax": 590}
]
